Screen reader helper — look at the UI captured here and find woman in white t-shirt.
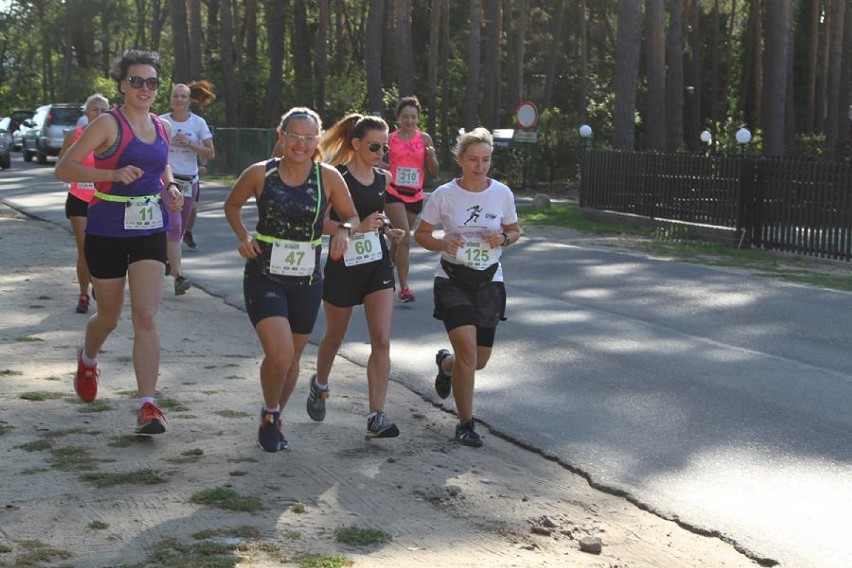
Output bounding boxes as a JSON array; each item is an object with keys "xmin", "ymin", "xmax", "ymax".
[
  {"xmin": 414, "ymin": 127, "xmax": 521, "ymax": 448},
  {"xmin": 159, "ymin": 84, "xmax": 215, "ymax": 295}
]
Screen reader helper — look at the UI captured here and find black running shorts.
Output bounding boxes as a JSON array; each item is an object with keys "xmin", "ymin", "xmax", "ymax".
[
  {"xmin": 322, "ymin": 257, "xmax": 395, "ymax": 307},
  {"xmin": 243, "ymin": 271, "xmax": 323, "ymax": 332},
  {"xmin": 385, "ymin": 191, "xmax": 423, "ymax": 215},
  {"xmin": 65, "ymin": 192, "xmax": 89, "ymax": 219},
  {"xmin": 85, "ymin": 232, "xmax": 167, "ymax": 279},
  {"xmin": 432, "ymin": 277, "xmax": 505, "ymax": 347}
]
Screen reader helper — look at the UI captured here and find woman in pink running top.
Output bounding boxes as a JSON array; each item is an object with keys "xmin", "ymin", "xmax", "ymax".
[
  {"xmin": 58, "ymin": 93, "xmax": 111, "ymax": 314},
  {"xmin": 56, "ymin": 50, "xmax": 185, "ymax": 436},
  {"xmin": 385, "ymin": 95, "xmax": 439, "ymax": 303}
]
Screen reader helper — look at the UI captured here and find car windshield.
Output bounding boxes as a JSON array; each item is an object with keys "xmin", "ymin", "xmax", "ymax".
[{"xmin": 49, "ymin": 108, "xmax": 82, "ymax": 126}]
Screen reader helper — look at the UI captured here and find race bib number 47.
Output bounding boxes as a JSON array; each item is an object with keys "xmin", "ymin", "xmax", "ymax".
[{"xmin": 269, "ymin": 240, "xmax": 315, "ymax": 276}]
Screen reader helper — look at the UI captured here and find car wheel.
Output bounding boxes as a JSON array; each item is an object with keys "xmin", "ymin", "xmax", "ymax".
[
  {"xmin": 0, "ymin": 155, "xmax": 10, "ymax": 169},
  {"xmin": 36, "ymin": 146, "xmax": 48, "ymax": 165},
  {"xmin": 23, "ymin": 147, "xmax": 32, "ymax": 162}
]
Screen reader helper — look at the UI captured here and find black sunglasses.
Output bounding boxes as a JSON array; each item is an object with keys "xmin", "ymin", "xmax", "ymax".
[
  {"xmin": 127, "ymin": 76, "xmax": 160, "ymax": 90},
  {"xmin": 367, "ymin": 142, "xmax": 389, "ymax": 153}
]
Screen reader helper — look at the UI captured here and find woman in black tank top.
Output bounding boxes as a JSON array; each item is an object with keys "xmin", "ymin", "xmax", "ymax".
[
  {"xmin": 224, "ymin": 107, "xmax": 359, "ymax": 452},
  {"xmin": 306, "ymin": 113, "xmax": 406, "ymax": 439}
]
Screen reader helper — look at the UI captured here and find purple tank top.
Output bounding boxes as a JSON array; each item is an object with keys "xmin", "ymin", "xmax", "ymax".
[{"xmin": 87, "ymin": 109, "xmax": 170, "ymax": 237}]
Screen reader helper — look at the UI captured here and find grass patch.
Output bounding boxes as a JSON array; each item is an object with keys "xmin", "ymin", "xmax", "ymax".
[
  {"xmin": 19, "ymin": 390, "xmax": 64, "ymax": 401},
  {"xmin": 42, "ymin": 375, "xmax": 62, "ymax": 381},
  {"xmin": 224, "ymin": 374, "xmax": 247, "ymax": 380},
  {"xmin": 165, "ymin": 448, "xmax": 204, "ymax": 464},
  {"xmin": 15, "ymin": 336, "xmax": 44, "ymax": 342},
  {"xmin": 190, "ymin": 487, "xmax": 265, "ymax": 513},
  {"xmin": 229, "ymin": 470, "xmax": 248, "ymax": 476},
  {"xmin": 10, "ymin": 540, "xmax": 73, "ymax": 566},
  {"xmin": 213, "ymin": 409, "xmax": 251, "ymax": 418},
  {"xmin": 0, "ymin": 369, "xmax": 23, "ymax": 376},
  {"xmin": 227, "ymin": 457, "xmax": 258, "ymax": 464},
  {"xmin": 145, "ymin": 537, "xmax": 239, "ymax": 567},
  {"xmin": 72, "ymin": 399, "xmax": 113, "ymax": 413},
  {"xmin": 41, "ymin": 427, "xmax": 100, "ymax": 439},
  {"xmin": 202, "ymin": 389, "xmax": 220, "ymax": 395},
  {"xmin": 0, "ymin": 422, "xmax": 11, "ymax": 436},
  {"xmin": 192, "ymin": 526, "xmax": 261, "ymax": 540},
  {"xmin": 48, "ymin": 446, "xmax": 98, "ymax": 472},
  {"xmin": 291, "ymin": 502, "xmax": 306, "ymax": 514},
  {"xmin": 0, "ymin": 543, "xmax": 11, "ymax": 553},
  {"xmin": 158, "ymin": 396, "xmax": 190, "ymax": 412},
  {"xmin": 81, "ymin": 468, "xmax": 167, "ymax": 487},
  {"xmin": 518, "ymin": 203, "xmax": 636, "ymax": 233},
  {"xmin": 108, "ymin": 434, "xmax": 154, "ymax": 448},
  {"xmin": 297, "ymin": 555, "xmax": 353, "ymax": 568},
  {"xmin": 334, "ymin": 526, "xmax": 390, "ymax": 546},
  {"xmin": 88, "ymin": 520, "xmax": 110, "ymax": 530},
  {"xmin": 16, "ymin": 439, "xmax": 52, "ymax": 452}
]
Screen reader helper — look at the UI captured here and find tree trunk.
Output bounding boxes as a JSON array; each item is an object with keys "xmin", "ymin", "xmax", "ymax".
[
  {"xmin": 189, "ymin": 0, "xmax": 203, "ymax": 79},
  {"xmin": 170, "ymin": 0, "xmax": 191, "ymax": 82},
  {"xmin": 483, "ymin": 0, "xmax": 501, "ymax": 128},
  {"xmin": 335, "ymin": 0, "xmax": 346, "ymax": 73},
  {"xmin": 665, "ymin": 0, "xmax": 684, "ymax": 151},
  {"xmin": 825, "ymin": 0, "xmax": 847, "ymax": 156},
  {"xmin": 263, "ymin": 0, "xmax": 287, "ymax": 124},
  {"xmin": 645, "ymin": 0, "xmax": 666, "ymax": 150},
  {"xmin": 440, "ymin": 0, "xmax": 452, "ymax": 154},
  {"xmin": 805, "ymin": 0, "xmax": 820, "ymax": 133},
  {"xmin": 613, "ymin": 0, "xmax": 643, "ymax": 150},
  {"xmin": 542, "ymin": 0, "xmax": 566, "ymax": 109},
  {"xmin": 427, "ymin": 0, "xmax": 442, "ymax": 137},
  {"xmin": 393, "ymin": 0, "xmax": 415, "ymax": 97},
  {"xmin": 366, "ymin": 0, "xmax": 385, "ymax": 115},
  {"xmin": 761, "ymin": 0, "xmax": 791, "ymax": 155},
  {"xmin": 464, "ymin": 0, "xmax": 482, "ymax": 129},
  {"xmin": 580, "ymin": 0, "xmax": 588, "ymax": 120},
  {"xmin": 838, "ymin": 3, "xmax": 852, "ymax": 149},
  {"xmin": 687, "ymin": 0, "xmax": 702, "ymax": 151},
  {"xmin": 291, "ymin": 0, "xmax": 312, "ymax": 107},
  {"xmin": 506, "ymin": 0, "xmax": 528, "ymax": 116},
  {"xmin": 316, "ymin": 0, "xmax": 329, "ymax": 113},
  {"xmin": 245, "ymin": 0, "xmax": 259, "ymax": 62},
  {"xmin": 219, "ymin": 0, "xmax": 239, "ymax": 126}
]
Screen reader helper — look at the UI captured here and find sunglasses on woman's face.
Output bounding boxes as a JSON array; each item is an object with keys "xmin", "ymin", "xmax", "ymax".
[
  {"xmin": 127, "ymin": 76, "xmax": 160, "ymax": 90},
  {"xmin": 367, "ymin": 142, "xmax": 389, "ymax": 153}
]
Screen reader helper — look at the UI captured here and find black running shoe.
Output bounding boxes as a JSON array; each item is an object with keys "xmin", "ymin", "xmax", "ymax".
[
  {"xmin": 366, "ymin": 411, "xmax": 400, "ymax": 439},
  {"xmin": 257, "ymin": 409, "xmax": 288, "ymax": 452},
  {"xmin": 455, "ymin": 419, "xmax": 483, "ymax": 447},
  {"xmin": 434, "ymin": 348, "xmax": 452, "ymax": 399},
  {"xmin": 174, "ymin": 275, "xmax": 191, "ymax": 295},
  {"xmin": 183, "ymin": 231, "xmax": 198, "ymax": 250}
]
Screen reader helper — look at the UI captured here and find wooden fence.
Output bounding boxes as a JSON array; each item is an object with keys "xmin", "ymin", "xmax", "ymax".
[{"xmin": 580, "ymin": 149, "xmax": 852, "ymax": 262}]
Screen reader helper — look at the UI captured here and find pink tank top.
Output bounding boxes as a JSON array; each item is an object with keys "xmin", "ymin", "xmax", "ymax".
[
  {"xmin": 68, "ymin": 125, "xmax": 96, "ymax": 202},
  {"xmin": 388, "ymin": 130, "xmax": 427, "ymax": 203}
]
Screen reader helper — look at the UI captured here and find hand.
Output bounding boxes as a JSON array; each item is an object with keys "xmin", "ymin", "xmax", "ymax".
[
  {"xmin": 387, "ymin": 228, "xmax": 406, "ymax": 243},
  {"xmin": 174, "ymin": 132, "xmax": 190, "ymax": 148},
  {"xmin": 165, "ymin": 185, "xmax": 185, "ymax": 212},
  {"xmin": 442, "ymin": 234, "xmax": 466, "ymax": 255},
  {"xmin": 484, "ymin": 230, "xmax": 504, "ymax": 249},
  {"xmin": 237, "ymin": 236, "xmax": 262, "ymax": 259},
  {"xmin": 359, "ymin": 212, "xmax": 385, "ymax": 233},
  {"xmin": 328, "ymin": 227, "xmax": 350, "ymax": 261},
  {"xmin": 112, "ymin": 165, "xmax": 143, "ymax": 185}
]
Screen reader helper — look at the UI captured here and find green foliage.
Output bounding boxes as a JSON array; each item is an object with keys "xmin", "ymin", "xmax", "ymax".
[
  {"xmin": 190, "ymin": 487, "xmax": 265, "ymax": 513},
  {"xmin": 333, "ymin": 526, "xmax": 390, "ymax": 546},
  {"xmin": 536, "ymin": 107, "xmax": 583, "ymax": 182}
]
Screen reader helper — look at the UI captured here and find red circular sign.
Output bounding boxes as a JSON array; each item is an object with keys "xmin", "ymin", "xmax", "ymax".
[{"xmin": 515, "ymin": 101, "xmax": 539, "ymax": 129}]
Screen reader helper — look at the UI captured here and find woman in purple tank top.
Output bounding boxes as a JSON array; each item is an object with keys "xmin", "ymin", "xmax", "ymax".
[{"xmin": 56, "ymin": 50, "xmax": 185, "ymax": 436}]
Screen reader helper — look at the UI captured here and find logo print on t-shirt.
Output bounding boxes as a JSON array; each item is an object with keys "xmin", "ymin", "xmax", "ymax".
[{"xmin": 463, "ymin": 205, "xmax": 482, "ymax": 226}]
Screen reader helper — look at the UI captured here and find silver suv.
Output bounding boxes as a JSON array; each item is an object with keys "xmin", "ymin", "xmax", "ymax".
[{"xmin": 22, "ymin": 103, "xmax": 83, "ymax": 164}]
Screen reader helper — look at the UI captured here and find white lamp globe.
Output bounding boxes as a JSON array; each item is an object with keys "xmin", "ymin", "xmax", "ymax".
[
  {"xmin": 579, "ymin": 124, "xmax": 593, "ymax": 139},
  {"xmin": 735, "ymin": 128, "xmax": 752, "ymax": 145},
  {"xmin": 700, "ymin": 130, "xmax": 712, "ymax": 144}
]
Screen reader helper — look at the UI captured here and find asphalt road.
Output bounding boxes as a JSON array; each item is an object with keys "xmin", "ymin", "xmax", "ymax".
[{"xmin": 2, "ymin": 153, "xmax": 851, "ymax": 568}]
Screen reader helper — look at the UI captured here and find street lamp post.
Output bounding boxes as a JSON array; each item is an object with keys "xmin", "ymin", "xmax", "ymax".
[
  {"xmin": 579, "ymin": 125, "xmax": 593, "ymax": 207},
  {"xmin": 700, "ymin": 130, "xmax": 712, "ymax": 155}
]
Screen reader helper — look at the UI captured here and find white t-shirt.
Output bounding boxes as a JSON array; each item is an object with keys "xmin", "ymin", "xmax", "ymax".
[
  {"xmin": 158, "ymin": 112, "xmax": 212, "ymax": 177},
  {"xmin": 420, "ymin": 178, "xmax": 518, "ymax": 282}
]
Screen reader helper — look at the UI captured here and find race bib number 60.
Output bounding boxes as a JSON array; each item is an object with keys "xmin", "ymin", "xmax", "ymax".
[
  {"xmin": 343, "ymin": 231, "xmax": 383, "ymax": 267},
  {"xmin": 269, "ymin": 240, "xmax": 315, "ymax": 276}
]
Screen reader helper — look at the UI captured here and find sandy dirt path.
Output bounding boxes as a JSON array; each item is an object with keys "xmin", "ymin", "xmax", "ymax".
[{"xmin": 0, "ymin": 205, "xmax": 757, "ymax": 567}]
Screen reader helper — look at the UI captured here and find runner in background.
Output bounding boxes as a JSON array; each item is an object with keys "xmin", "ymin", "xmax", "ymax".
[
  {"xmin": 58, "ymin": 94, "xmax": 111, "ymax": 314},
  {"xmin": 159, "ymin": 83, "xmax": 215, "ymax": 295},
  {"xmin": 385, "ymin": 95, "xmax": 439, "ymax": 303},
  {"xmin": 308, "ymin": 113, "xmax": 406, "ymax": 438},
  {"xmin": 182, "ymin": 80, "xmax": 217, "ymax": 250}
]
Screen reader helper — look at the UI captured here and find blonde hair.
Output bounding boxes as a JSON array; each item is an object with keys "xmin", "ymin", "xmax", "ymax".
[
  {"xmin": 452, "ymin": 127, "xmax": 493, "ymax": 159},
  {"xmin": 277, "ymin": 107, "xmax": 324, "ymax": 161},
  {"xmin": 84, "ymin": 93, "xmax": 109, "ymax": 110},
  {"xmin": 320, "ymin": 113, "xmax": 388, "ymax": 166}
]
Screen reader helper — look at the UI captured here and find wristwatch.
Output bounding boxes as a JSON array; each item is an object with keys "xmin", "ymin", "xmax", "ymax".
[
  {"xmin": 501, "ymin": 232, "xmax": 511, "ymax": 247},
  {"xmin": 168, "ymin": 181, "xmax": 181, "ymax": 191},
  {"xmin": 339, "ymin": 222, "xmax": 353, "ymax": 236}
]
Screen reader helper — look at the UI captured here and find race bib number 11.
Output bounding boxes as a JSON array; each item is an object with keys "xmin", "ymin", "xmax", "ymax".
[{"xmin": 124, "ymin": 200, "xmax": 164, "ymax": 230}]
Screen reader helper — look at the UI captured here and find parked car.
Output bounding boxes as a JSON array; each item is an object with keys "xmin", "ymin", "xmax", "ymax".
[
  {"xmin": 22, "ymin": 103, "xmax": 83, "ymax": 164},
  {"xmin": 0, "ymin": 124, "xmax": 11, "ymax": 169},
  {"xmin": 2, "ymin": 110, "xmax": 34, "ymax": 150}
]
